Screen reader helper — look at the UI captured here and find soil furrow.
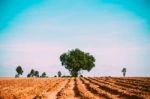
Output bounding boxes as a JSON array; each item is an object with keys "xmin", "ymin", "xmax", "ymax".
[{"xmin": 85, "ymin": 77, "xmax": 144, "ymax": 99}]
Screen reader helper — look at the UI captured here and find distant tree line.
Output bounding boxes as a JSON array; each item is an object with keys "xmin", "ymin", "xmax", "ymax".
[
  {"xmin": 15, "ymin": 66, "xmax": 48, "ymax": 78},
  {"xmin": 15, "ymin": 66, "xmax": 127, "ymax": 78},
  {"xmin": 27, "ymin": 69, "xmax": 47, "ymax": 78},
  {"xmin": 15, "ymin": 48, "xmax": 127, "ymax": 78}
]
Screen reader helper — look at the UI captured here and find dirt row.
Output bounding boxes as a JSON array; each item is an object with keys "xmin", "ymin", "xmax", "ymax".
[{"xmin": 0, "ymin": 77, "xmax": 150, "ymax": 99}]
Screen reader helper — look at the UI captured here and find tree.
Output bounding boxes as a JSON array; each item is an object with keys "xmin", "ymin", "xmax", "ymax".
[
  {"xmin": 40, "ymin": 72, "xmax": 47, "ymax": 77},
  {"xmin": 57, "ymin": 71, "xmax": 62, "ymax": 77},
  {"xmin": 122, "ymin": 68, "xmax": 127, "ymax": 77},
  {"xmin": 16, "ymin": 66, "xmax": 23, "ymax": 77},
  {"xmin": 34, "ymin": 70, "xmax": 39, "ymax": 77},
  {"xmin": 27, "ymin": 69, "xmax": 39, "ymax": 77},
  {"xmin": 30, "ymin": 69, "xmax": 35, "ymax": 77},
  {"xmin": 27, "ymin": 69, "xmax": 35, "ymax": 77},
  {"xmin": 60, "ymin": 48, "xmax": 95, "ymax": 77},
  {"xmin": 27, "ymin": 73, "xmax": 31, "ymax": 77}
]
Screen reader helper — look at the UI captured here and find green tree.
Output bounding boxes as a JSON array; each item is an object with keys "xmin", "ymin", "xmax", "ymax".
[
  {"xmin": 27, "ymin": 69, "xmax": 35, "ymax": 77},
  {"xmin": 27, "ymin": 69, "xmax": 39, "ymax": 77},
  {"xmin": 27, "ymin": 73, "xmax": 31, "ymax": 77},
  {"xmin": 57, "ymin": 71, "xmax": 62, "ymax": 77},
  {"xmin": 122, "ymin": 67, "xmax": 127, "ymax": 77},
  {"xmin": 60, "ymin": 48, "xmax": 95, "ymax": 77},
  {"xmin": 27, "ymin": 69, "xmax": 34, "ymax": 77},
  {"xmin": 40, "ymin": 72, "xmax": 47, "ymax": 77},
  {"xmin": 16, "ymin": 66, "xmax": 23, "ymax": 77},
  {"xmin": 34, "ymin": 70, "xmax": 39, "ymax": 77},
  {"xmin": 30, "ymin": 69, "xmax": 35, "ymax": 77}
]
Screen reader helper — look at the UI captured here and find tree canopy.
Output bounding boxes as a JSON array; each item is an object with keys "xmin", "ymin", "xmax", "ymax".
[
  {"xmin": 122, "ymin": 67, "xmax": 127, "ymax": 77},
  {"xmin": 34, "ymin": 70, "xmax": 39, "ymax": 77},
  {"xmin": 27, "ymin": 69, "xmax": 39, "ymax": 77},
  {"xmin": 60, "ymin": 48, "xmax": 95, "ymax": 77},
  {"xmin": 40, "ymin": 72, "xmax": 47, "ymax": 77},
  {"xmin": 16, "ymin": 66, "xmax": 23, "ymax": 77},
  {"xmin": 57, "ymin": 71, "xmax": 62, "ymax": 77}
]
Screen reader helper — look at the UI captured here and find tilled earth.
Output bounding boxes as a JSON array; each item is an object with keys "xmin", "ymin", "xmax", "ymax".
[{"xmin": 0, "ymin": 77, "xmax": 150, "ymax": 99}]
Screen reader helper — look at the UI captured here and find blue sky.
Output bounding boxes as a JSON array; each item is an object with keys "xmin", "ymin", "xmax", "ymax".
[{"xmin": 0, "ymin": 0, "xmax": 150, "ymax": 77}]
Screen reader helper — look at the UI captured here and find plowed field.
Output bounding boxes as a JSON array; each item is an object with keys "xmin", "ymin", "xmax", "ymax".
[{"xmin": 0, "ymin": 77, "xmax": 150, "ymax": 99}]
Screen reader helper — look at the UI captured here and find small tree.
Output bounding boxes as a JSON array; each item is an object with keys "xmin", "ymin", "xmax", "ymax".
[
  {"xmin": 27, "ymin": 69, "xmax": 39, "ymax": 77},
  {"xmin": 34, "ymin": 71, "xmax": 39, "ymax": 77},
  {"xmin": 122, "ymin": 68, "xmax": 127, "ymax": 77},
  {"xmin": 27, "ymin": 73, "xmax": 31, "ymax": 77},
  {"xmin": 27, "ymin": 69, "xmax": 35, "ymax": 77},
  {"xmin": 57, "ymin": 71, "xmax": 62, "ymax": 77},
  {"xmin": 30, "ymin": 69, "xmax": 35, "ymax": 77},
  {"xmin": 60, "ymin": 48, "xmax": 95, "ymax": 77},
  {"xmin": 27, "ymin": 69, "xmax": 33, "ymax": 77},
  {"xmin": 16, "ymin": 66, "xmax": 23, "ymax": 77},
  {"xmin": 40, "ymin": 72, "xmax": 47, "ymax": 77}
]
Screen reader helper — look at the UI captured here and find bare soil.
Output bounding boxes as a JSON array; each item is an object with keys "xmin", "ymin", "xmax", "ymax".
[{"xmin": 0, "ymin": 77, "xmax": 150, "ymax": 99}]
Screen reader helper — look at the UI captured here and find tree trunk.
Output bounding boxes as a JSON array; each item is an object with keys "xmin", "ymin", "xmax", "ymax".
[
  {"xmin": 70, "ymin": 70, "xmax": 78, "ymax": 77},
  {"xmin": 123, "ymin": 72, "xmax": 126, "ymax": 77}
]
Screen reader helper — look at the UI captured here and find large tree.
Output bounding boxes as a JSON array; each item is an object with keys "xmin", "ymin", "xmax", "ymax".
[
  {"xmin": 16, "ymin": 66, "xmax": 23, "ymax": 77},
  {"xmin": 60, "ymin": 48, "xmax": 95, "ymax": 77}
]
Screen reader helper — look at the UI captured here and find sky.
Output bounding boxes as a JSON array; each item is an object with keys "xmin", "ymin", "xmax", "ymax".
[{"xmin": 0, "ymin": 0, "xmax": 150, "ymax": 77}]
